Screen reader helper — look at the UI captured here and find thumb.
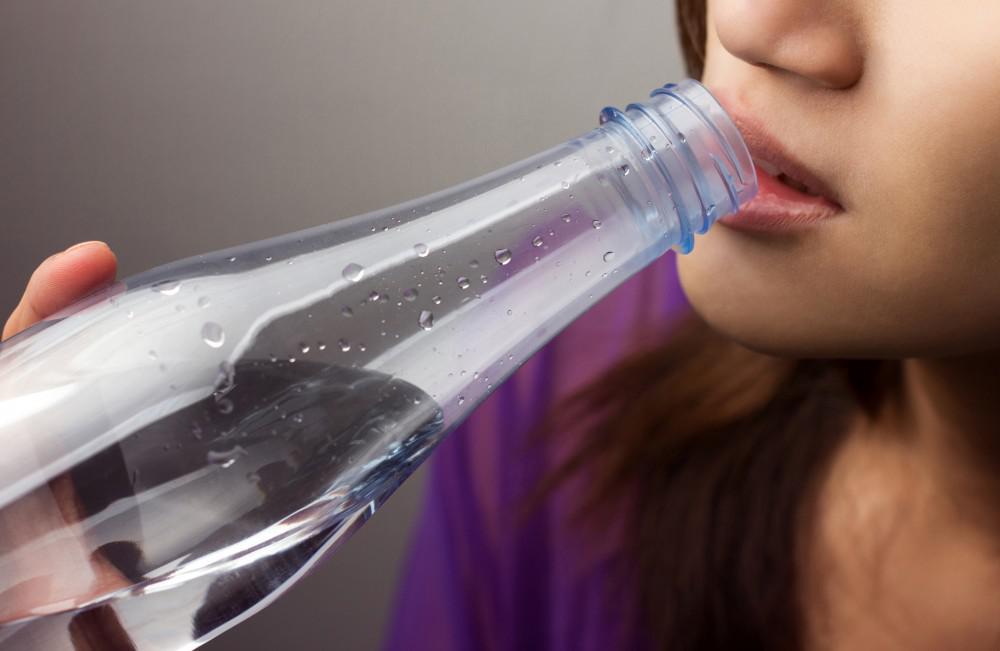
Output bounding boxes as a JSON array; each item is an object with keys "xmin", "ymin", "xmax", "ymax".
[{"xmin": 2, "ymin": 241, "xmax": 118, "ymax": 341}]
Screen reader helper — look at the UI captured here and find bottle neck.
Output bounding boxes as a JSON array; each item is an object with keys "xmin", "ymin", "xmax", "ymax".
[
  {"xmin": 598, "ymin": 80, "xmax": 756, "ymax": 253},
  {"xmin": 307, "ymin": 81, "xmax": 755, "ymax": 422}
]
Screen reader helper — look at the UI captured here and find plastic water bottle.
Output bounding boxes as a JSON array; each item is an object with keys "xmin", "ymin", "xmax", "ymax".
[{"xmin": 0, "ymin": 79, "xmax": 755, "ymax": 649}]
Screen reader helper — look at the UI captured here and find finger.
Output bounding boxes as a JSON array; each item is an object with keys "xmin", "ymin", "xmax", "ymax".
[{"xmin": 2, "ymin": 241, "xmax": 118, "ymax": 341}]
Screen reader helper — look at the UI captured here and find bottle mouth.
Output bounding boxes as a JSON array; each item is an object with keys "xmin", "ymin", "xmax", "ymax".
[
  {"xmin": 652, "ymin": 80, "xmax": 757, "ymax": 197},
  {"xmin": 598, "ymin": 79, "xmax": 758, "ymax": 253}
]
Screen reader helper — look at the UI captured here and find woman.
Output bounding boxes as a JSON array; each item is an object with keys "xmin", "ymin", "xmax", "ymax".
[
  {"xmin": 7, "ymin": 0, "xmax": 1000, "ymax": 649},
  {"xmin": 384, "ymin": 1, "xmax": 1000, "ymax": 650}
]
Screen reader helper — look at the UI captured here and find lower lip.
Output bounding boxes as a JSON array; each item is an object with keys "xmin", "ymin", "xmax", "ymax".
[{"xmin": 718, "ymin": 167, "xmax": 843, "ymax": 233}]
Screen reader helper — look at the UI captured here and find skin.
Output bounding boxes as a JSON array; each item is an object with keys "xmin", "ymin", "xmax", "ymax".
[
  {"xmin": 679, "ymin": 0, "xmax": 1000, "ymax": 648},
  {"xmin": 1, "ymin": 242, "xmax": 128, "ymax": 623}
]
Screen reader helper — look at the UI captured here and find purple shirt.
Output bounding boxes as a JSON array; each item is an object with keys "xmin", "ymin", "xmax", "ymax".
[{"xmin": 383, "ymin": 252, "xmax": 688, "ymax": 651}]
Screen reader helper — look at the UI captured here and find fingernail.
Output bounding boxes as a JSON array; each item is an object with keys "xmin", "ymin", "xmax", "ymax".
[{"xmin": 63, "ymin": 241, "xmax": 106, "ymax": 254}]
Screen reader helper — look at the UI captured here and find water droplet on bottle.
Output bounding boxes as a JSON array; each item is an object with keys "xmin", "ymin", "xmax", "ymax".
[
  {"xmin": 561, "ymin": 214, "xmax": 572, "ymax": 223},
  {"xmin": 216, "ymin": 398, "xmax": 234, "ymax": 415},
  {"xmin": 228, "ymin": 256, "xmax": 237, "ymax": 263},
  {"xmin": 338, "ymin": 338, "xmax": 351, "ymax": 352},
  {"xmin": 479, "ymin": 274, "xmax": 488, "ymax": 284},
  {"xmin": 561, "ymin": 181, "xmax": 570, "ymax": 189},
  {"xmin": 197, "ymin": 296, "xmax": 210, "ymax": 308},
  {"xmin": 603, "ymin": 251, "xmax": 616, "ymax": 262},
  {"xmin": 641, "ymin": 147, "xmax": 654, "ymax": 161},
  {"xmin": 494, "ymin": 248, "xmax": 512, "ymax": 266},
  {"xmin": 264, "ymin": 256, "xmax": 273, "ymax": 262},
  {"xmin": 457, "ymin": 277, "xmax": 470, "ymax": 290},
  {"xmin": 148, "ymin": 350, "xmax": 158, "ymax": 360},
  {"xmin": 403, "ymin": 288, "xmax": 419, "ymax": 301},
  {"xmin": 470, "ymin": 259, "xmax": 480, "ymax": 268},
  {"xmin": 269, "ymin": 353, "xmax": 278, "ymax": 363},
  {"xmin": 318, "ymin": 342, "xmax": 327, "ymax": 351},
  {"xmin": 358, "ymin": 343, "xmax": 367, "ymax": 352},
  {"xmin": 619, "ymin": 164, "xmax": 631, "ymax": 176},
  {"xmin": 152, "ymin": 280, "xmax": 181, "ymax": 295},
  {"xmin": 553, "ymin": 159, "xmax": 562, "ymax": 167},
  {"xmin": 532, "ymin": 236, "xmax": 544, "ymax": 248},
  {"xmin": 592, "ymin": 219, "xmax": 602, "ymax": 230},
  {"xmin": 506, "ymin": 308, "xmax": 513, "ymax": 316},
  {"xmin": 292, "ymin": 413, "xmax": 304, "ymax": 424},
  {"xmin": 341, "ymin": 306, "xmax": 354, "ymax": 318},
  {"xmin": 678, "ymin": 131, "xmax": 687, "ymax": 143},
  {"xmin": 414, "ymin": 243, "xmax": 429, "ymax": 257},
  {"xmin": 418, "ymin": 310, "xmax": 434, "ymax": 330},
  {"xmin": 288, "ymin": 357, "xmax": 297, "ymax": 364},
  {"xmin": 342, "ymin": 263, "xmax": 364, "ymax": 282},
  {"xmin": 606, "ymin": 146, "xmax": 616, "ymax": 154},
  {"xmin": 201, "ymin": 322, "xmax": 225, "ymax": 348},
  {"xmin": 585, "ymin": 270, "xmax": 592, "ymax": 277},
  {"xmin": 299, "ymin": 343, "xmax": 310, "ymax": 354},
  {"xmin": 432, "ymin": 295, "xmax": 442, "ymax": 305},
  {"xmin": 458, "ymin": 396, "xmax": 465, "ymax": 405},
  {"xmin": 368, "ymin": 290, "xmax": 381, "ymax": 303}
]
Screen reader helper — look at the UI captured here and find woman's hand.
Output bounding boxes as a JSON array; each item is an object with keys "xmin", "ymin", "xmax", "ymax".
[
  {"xmin": 2, "ymin": 241, "xmax": 118, "ymax": 341},
  {"xmin": 0, "ymin": 240, "xmax": 124, "ymax": 625}
]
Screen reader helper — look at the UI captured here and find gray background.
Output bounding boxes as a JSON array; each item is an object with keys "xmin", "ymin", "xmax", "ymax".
[{"xmin": 0, "ymin": 2, "xmax": 683, "ymax": 648}]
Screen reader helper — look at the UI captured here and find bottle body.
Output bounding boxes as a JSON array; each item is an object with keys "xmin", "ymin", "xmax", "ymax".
[{"xmin": 0, "ymin": 79, "xmax": 754, "ymax": 649}]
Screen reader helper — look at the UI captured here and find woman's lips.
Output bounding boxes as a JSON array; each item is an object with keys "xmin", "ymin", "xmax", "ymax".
[
  {"xmin": 707, "ymin": 87, "xmax": 845, "ymax": 233},
  {"xmin": 717, "ymin": 163, "xmax": 844, "ymax": 233}
]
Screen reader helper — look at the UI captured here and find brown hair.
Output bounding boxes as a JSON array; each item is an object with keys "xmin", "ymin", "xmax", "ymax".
[{"xmin": 523, "ymin": 2, "xmax": 903, "ymax": 648}]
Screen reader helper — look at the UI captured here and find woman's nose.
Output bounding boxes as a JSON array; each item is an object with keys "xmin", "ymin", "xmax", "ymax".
[{"xmin": 711, "ymin": 0, "xmax": 864, "ymax": 90}]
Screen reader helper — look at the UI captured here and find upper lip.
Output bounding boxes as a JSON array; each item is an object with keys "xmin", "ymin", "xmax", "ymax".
[{"xmin": 712, "ymin": 92, "xmax": 843, "ymax": 209}]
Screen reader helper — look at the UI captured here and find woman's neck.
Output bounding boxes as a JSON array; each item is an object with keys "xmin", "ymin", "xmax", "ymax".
[
  {"xmin": 879, "ymin": 354, "xmax": 1000, "ymax": 527},
  {"xmin": 898, "ymin": 355, "xmax": 1000, "ymax": 451}
]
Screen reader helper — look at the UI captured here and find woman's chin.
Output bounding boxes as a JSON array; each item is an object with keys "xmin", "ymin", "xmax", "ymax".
[{"xmin": 676, "ymin": 252, "xmax": 831, "ymax": 358}]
